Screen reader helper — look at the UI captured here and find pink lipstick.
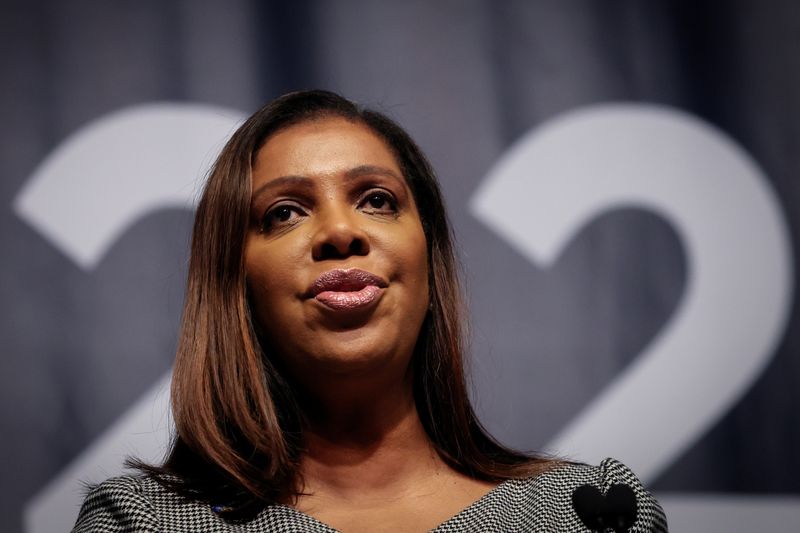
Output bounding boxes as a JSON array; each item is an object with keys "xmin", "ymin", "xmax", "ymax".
[{"xmin": 309, "ymin": 268, "xmax": 387, "ymax": 311}]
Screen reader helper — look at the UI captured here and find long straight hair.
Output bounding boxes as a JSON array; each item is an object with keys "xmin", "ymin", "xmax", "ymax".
[{"xmin": 135, "ymin": 90, "xmax": 555, "ymax": 515}]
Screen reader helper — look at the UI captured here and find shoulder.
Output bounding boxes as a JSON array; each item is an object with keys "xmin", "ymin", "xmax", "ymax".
[
  {"xmin": 72, "ymin": 476, "xmax": 160, "ymax": 533},
  {"xmin": 511, "ymin": 458, "xmax": 668, "ymax": 532},
  {"xmin": 73, "ymin": 474, "xmax": 229, "ymax": 533},
  {"xmin": 71, "ymin": 475, "xmax": 328, "ymax": 533}
]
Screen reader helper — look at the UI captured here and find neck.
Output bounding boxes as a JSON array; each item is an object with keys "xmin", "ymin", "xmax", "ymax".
[{"xmin": 294, "ymin": 366, "xmax": 445, "ymax": 499}]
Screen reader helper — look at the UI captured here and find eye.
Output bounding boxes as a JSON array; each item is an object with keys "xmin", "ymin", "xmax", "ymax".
[
  {"xmin": 360, "ymin": 190, "xmax": 397, "ymax": 213},
  {"xmin": 260, "ymin": 203, "xmax": 305, "ymax": 232}
]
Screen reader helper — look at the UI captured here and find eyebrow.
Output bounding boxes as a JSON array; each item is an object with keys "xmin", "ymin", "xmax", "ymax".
[
  {"xmin": 345, "ymin": 165, "xmax": 404, "ymax": 184},
  {"xmin": 251, "ymin": 165, "xmax": 406, "ymax": 201},
  {"xmin": 251, "ymin": 175, "xmax": 313, "ymax": 202}
]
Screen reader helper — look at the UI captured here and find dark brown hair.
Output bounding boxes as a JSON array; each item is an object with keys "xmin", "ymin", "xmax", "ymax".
[{"xmin": 135, "ymin": 90, "xmax": 555, "ymax": 516}]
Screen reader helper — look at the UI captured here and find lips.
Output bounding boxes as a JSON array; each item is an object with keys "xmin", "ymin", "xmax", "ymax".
[{"xmin": 308, "ymin": 268, "xmax": 388, "ymax": 311}]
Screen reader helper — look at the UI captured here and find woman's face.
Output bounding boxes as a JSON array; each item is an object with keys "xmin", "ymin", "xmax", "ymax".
[{"xmin": 245, "ymin": 116, "xmax": 430, "ymax": 380}]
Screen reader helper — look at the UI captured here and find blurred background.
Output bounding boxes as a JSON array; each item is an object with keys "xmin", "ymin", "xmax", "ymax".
[{"xmin": 2, "ymin": 1, "xmax": 800, "ymax": 531}]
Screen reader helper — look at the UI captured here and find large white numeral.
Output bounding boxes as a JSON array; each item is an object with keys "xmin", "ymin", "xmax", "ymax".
[
  {"xmin": 17, "ymin": 104, "xmax": 244, "ymax": 533},
  {"xmin": 14, "ymin": 103, "xmax": 244, "ymax": 269},
  {"xmin": 470, "ymin": 104, "xmax": 793, "ymax": 483}
]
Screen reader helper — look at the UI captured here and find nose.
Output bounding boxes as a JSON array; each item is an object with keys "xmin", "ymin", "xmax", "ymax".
[{"xmin": 311, "ymin": 203, "xmax": 370, "ymax": 261}]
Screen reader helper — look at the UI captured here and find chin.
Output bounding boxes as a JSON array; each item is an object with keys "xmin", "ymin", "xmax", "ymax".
[{"xmin": 305, "ymin": 333, "xmax": 407, "ymax": 375}]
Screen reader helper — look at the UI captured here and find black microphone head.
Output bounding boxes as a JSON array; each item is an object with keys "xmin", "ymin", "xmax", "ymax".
[
  {"xmin": 571, "ymin": 484, "xmax": 605, "ymax": 530},
  {"xmin": 606, "ymin": 484, "xmax": 638, "ymax": 531},
  {"xmin": 571, "ymin": 483, "xmax": 639, "ymax": 533}
]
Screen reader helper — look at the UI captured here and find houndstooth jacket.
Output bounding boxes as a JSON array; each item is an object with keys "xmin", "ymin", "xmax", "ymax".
[{"xmin": 71, "ymin": 457, "xmax": 668, "ymax": 532}]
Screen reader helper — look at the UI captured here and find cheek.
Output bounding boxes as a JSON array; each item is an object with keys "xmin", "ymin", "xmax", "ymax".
[
  {"xmin": 387, "ymin": 224, "xmax": 429, "ymax": 301},
  {"xmin": 412, "ymin": 239, "xmax": 430, "ymax": 298},
  {"xmin": 244, "ymin": 240, "xmax": 302, "ymax": 320},
  {"xmin": 246, "ymin": 230, "xmax": 309, "ymax": 285}
]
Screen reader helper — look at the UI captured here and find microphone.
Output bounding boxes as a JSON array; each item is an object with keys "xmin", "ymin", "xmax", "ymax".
[{"xmin": 571, "ymin": 483, "xmax": 638, "ymax": 533}]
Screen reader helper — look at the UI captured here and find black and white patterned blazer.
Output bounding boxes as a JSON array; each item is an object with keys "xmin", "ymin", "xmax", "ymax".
[{"xmin": 72, "ymin": 457, "xmax": 668, "ymax": 532}]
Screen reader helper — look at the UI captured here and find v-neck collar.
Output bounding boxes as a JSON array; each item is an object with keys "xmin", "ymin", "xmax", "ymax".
[{"xmin": 270, "ymin": 478, "xmax": 518, "ymax": 533}]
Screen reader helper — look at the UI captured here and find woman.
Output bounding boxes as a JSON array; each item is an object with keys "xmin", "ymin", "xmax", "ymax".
[{"xmin": 73, "ymin": 90, "xmax": 667, "ymax": 532}]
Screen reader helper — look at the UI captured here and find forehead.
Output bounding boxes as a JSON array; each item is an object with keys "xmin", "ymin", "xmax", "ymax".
[{"xmin": 252, "ymin": 117, "xmax": 402, "ymax": 181}]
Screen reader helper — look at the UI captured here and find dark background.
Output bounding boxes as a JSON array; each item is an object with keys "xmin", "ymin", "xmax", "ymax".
[{"xmin": 2, "ymin": 1, "xmax": 799, "ymax": 531}]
